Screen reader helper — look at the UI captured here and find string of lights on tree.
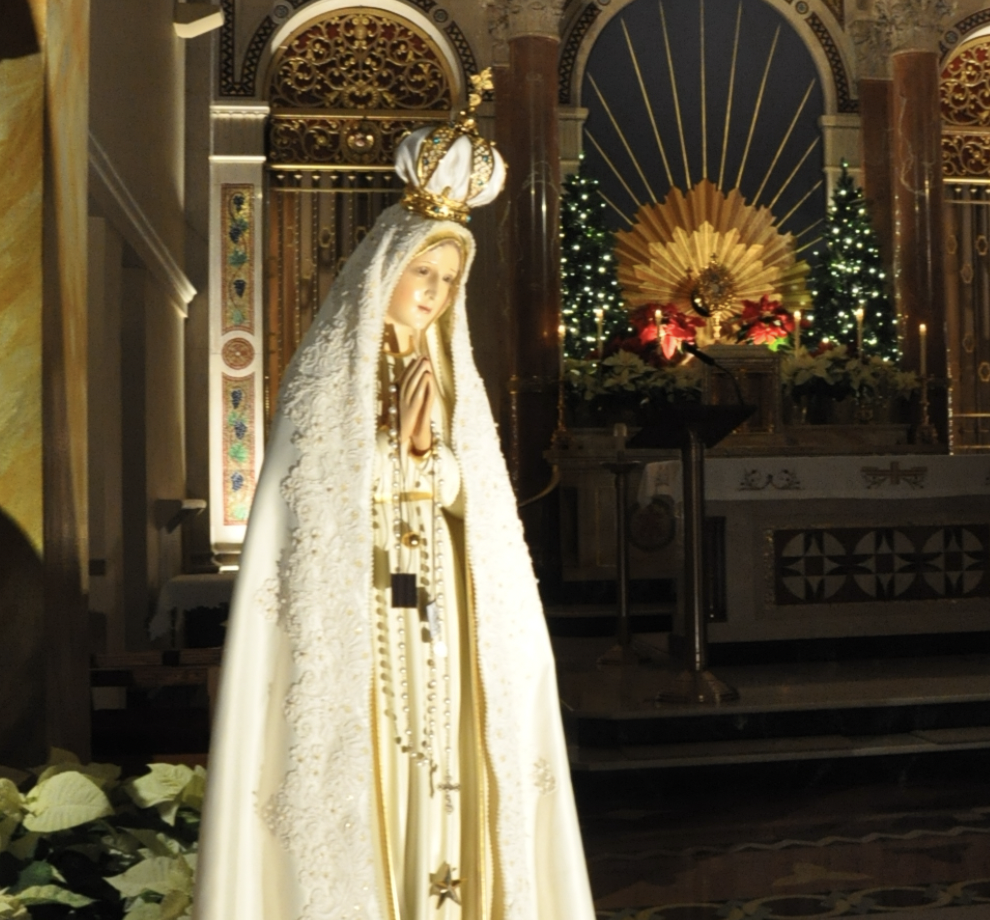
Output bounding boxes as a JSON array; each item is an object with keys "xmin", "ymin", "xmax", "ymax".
[
  {"xmin": 808, "ymin": 160, "xmax": 899, "ymax": 361},
  {"xmin": 560, "ymin": 156, "xmax": 629, "ymax": 358}
]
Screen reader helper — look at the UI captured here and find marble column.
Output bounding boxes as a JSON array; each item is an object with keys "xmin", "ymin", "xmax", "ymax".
[
  {"xmin": 890, "ymin": 2, "xmax": 951, "ymax": 440},
  {"xmin": 481, "ymin": 2, "xmax": 515, "ymax": 472},
  {"xmin": 500, "ymin": 1, "xmax": 565, "ymax": 572}
]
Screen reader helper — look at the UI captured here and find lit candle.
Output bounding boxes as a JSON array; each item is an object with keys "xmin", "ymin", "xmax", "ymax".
[
  {"xmin": 919, "ymin": 322, "xmax": 927, "ymax": 378},
  {"xmin": 855, "ymin": 304, "xmax": 865, "ymax": 355},
  {"xmin": 793, "ymin": 309, "xmax": 802, "ymax": 352},
  {"xmin": 654, "ymin": 308, "xmax": 662, "ymax": 347},
  {"xmin": 594, "ymin": 307, "xmax": 604, "ymax": 357},
  {"xmin": 558, "ymin": 322, "xmax": 566, "ymax": 374}
]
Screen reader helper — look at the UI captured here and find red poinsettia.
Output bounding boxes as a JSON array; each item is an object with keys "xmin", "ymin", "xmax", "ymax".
[
  {"xmin": 737, "ymin": 295, "xmax": 794, "ymax": 346},
  {"xmin": 650, "ymin": 303, "xmax": 706, "ymax": 359}
]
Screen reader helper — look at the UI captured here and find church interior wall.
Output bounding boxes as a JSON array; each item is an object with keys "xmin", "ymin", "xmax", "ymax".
[
  {"xmin": 144, "ymin": 283, "xmax": 188, "ymax": 640},
  {"xmin": 87, "ymin": 216, "xmax": 125, "ymax": 655},
  {"xmin": 0, "ymin": 19, "xmax": 45, "ymax": 766},
  {"xmin": 84, "ymin": 0, "xmax": 194, "ymax": 652},
  {"xmin": 0, "ymin": 40, "xmax": 44, "ymax": 557},
  {"xmin": 0, "ymin": 0, "xmax": 92, "ymax": 760},
  {"xmin": 3, "ymin": 0, "xmax": 990, "ymax": 763},
  {"xmin": 89, "ymin": 0, "xmax": 187, "ymax": 264},
  {"xmin": 183, "ymin": 36, "xmax": 216, "ymax": 573}
]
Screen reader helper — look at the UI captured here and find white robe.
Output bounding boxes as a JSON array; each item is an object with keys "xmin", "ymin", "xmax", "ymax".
[{"xmin": 193, "ymin": 206, "xmax": 595, "ymax": 920}]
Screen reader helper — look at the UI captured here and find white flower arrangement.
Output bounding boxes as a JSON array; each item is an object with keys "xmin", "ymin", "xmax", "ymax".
[
  {"xmin": 565, "ymin": 354, "xmax": 703, "ymax": 404},
  {"xmin": 780, "ymin": 345, "xmax": 920, "ymax": 404},
  {"xmin": 0, "ymin": 751, "xmax": 203, "ymax": 920}
]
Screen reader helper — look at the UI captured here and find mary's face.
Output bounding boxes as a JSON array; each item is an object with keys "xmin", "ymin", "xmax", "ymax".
[{"xmin": 386, "ymin": 242, "xmax": 462, "ymax": 334}]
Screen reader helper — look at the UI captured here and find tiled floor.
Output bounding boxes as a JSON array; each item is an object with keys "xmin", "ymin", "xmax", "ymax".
[
  {"xmin": 560, "ymin": 637, "xmax": 990, "ymax": 920},
  {"xmin": 576, "ymin": 755, "xmax": 990, "ymax": 918}
]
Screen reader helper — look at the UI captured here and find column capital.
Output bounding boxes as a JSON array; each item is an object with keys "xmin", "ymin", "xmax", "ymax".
[
  {"xmin": 496, "ymin": 0, "xmax": 565, "ymax": 41},
  {"xmin": 482, "ymin": 0, "xmax": 510, "ymax": 64},
  {"xmin": 849, "ymin": 18, "xmax": 893, "ymax": 80},
  {"xmin": 875, "ymin": 0, "xmax": 956, "ymax": 54}
]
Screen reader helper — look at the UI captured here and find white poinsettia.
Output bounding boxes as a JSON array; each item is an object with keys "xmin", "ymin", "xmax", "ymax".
[
  {"xmin": 123, "ymin": 764, "xmax": 206, "ymax": 825},
  {"xmin": 22, "ymin": 771, "xmax": 113, "ymax": 833},
  {"xmin": 0, "ymin": 780, "xmax": 24, "ymax": 854},
  {"xmin": 0, "ymin": 779, "xmax": 23, "ymax": 819},
  {"xmin": 108, "ymin": 852, "xmax": 196, "ymax": 920},
  {"xmin": 0, "ymin": 890, "xmax": 27, "ymax": 920},
  {"xmin": 123, "ymin": 889, "xmax": 193, "ymax": 920},
  {"xmin": 35, "ymin": 760, "xmax": 121, "ymax": 791},
  {"xmin": 14, "ymin": 885, "xmax": 94, "ymax": 908}
]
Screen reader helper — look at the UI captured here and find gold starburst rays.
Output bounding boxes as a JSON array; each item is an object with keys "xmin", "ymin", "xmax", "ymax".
[
  {"xmin": 587, "ymin": 0, "xmax": 822, "ymax": 335},
  {"xmin": 615, "ymin": 181, "xmax": 811, "ymax": 333}
]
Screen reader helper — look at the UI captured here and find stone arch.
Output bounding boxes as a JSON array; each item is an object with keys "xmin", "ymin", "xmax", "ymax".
[
  {"xmin": 218, "ymin": 0, "xmax": 476, "ymax": 100},
  {"xmin": 940, "ymin": 10, "xmax": 990, "ymax": 61},
  {"xmin": 560, "ymin": 0, "xmax": 855, "ymax": 116},
  {"xmin": 264, "ymin": 0, "xmax": 463, "ymax": 103}
]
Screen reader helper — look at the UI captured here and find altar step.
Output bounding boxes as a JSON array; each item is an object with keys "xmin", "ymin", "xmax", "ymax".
[{"xmin": 555, "ymin": 638, "xmax": 990, "ymax": 771}]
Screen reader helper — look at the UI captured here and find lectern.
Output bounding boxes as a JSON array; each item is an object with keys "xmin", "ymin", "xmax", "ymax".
[{"xmin": 629, "ymin": 403, "xmax": 754, "ymax": 704}]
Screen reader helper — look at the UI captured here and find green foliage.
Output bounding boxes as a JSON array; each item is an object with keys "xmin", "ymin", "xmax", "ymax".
[
  {"xmin": 808, "ymin": 161, "xmax": 898, "ymax": 360},
  {"xmin": 0, "ymin": 753, "xmax": 204, "ymax": 920},
  {"xmin": 560, "ymin": 157, "xmax": 629, "ymax": 358}
]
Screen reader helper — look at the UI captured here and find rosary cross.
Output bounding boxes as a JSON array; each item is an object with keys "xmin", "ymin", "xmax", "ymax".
[{"xmin": 438, "ymin": 775, "xmax": 460, "ymax": 814}]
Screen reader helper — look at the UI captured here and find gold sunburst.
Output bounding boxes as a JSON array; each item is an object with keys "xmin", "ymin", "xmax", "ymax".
[{"xmin": 615, "ymin": 180, "xmax": 810, "ymax": 342}]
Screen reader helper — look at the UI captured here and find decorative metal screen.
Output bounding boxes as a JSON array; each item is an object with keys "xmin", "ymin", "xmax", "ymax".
[
  {"xmin": 265, "ymin": 169, "xmax": 404, "ymax": 416},
  {"xmin": 942, "ymin": 40, "xmax": 990, "ymax": 451},
  {"xmin": 264, "ymin": 9, "xmax": 454, "ymax": 417}
]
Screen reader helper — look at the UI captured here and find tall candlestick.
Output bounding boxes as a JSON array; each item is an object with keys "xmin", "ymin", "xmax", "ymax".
[
  {"xmin": 594, "ymin": 307, "xmax": 604, "ymax": 357},
  {"xmin": 793, "ymin": 309, "xmax": 802, "ymax": 352},
  {"xmin": 855, "ymin": 304, "xmax": 865, "ymax": 355},
  {"xmin": 919, "ymin": 322, "xmax": 927, "ymax": 378}
]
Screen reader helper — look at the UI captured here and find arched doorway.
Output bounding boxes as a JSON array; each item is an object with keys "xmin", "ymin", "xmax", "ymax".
[
  {"xmin": 263, "ymin": 7, "xmax": 456, "ymax": 416},
  {"xmin": 570, "ymin": 0, "xmax": 829, "ymax": 238}
]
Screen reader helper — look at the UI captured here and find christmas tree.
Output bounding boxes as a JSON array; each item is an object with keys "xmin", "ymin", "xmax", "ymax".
[
  {"xmin": 560, "ymin": 157, "xmax": 628, "ymax": 358},
  {"xmin": 808, "ymin": 161, "xmax": 898, "ymax": 360}
]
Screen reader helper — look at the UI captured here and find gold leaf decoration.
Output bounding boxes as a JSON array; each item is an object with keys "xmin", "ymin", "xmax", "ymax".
[{"xmin": 615, "ymin": 180, "xmax": 810, "ymax": 341}]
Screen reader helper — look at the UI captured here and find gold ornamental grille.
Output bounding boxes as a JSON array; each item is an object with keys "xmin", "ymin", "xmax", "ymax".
[
  {"xmin": 268, "ymin": 9, "xmax": 453, "ymax": 112},
  {"xmin": 941, "ymin": 38, "xmax": 990, "ymax": 451},
  {"xmin": 941, "ymin": 41, "xmax": 990, "ymax": 128},
  {"xmin": 263, "ymin": 8, "xmax": 457, "ymax": 418}
]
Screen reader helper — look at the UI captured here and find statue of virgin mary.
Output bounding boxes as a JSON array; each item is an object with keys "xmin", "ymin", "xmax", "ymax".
[{"xmin": 193, "ymin": 85, "xmax": 596, "ymax": 920}]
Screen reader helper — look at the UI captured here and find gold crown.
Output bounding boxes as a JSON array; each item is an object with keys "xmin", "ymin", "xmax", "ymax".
[{"xmin": 400, "ymin": 69, "xmax": 498, "ymax": 225}]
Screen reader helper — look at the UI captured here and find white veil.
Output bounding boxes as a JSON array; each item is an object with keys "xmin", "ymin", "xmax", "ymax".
[{"xmin": 195, "ymin": 159, "xmax": 594, "ymax": 920}]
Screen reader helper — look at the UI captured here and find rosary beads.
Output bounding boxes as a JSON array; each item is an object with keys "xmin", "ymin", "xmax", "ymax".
[{"xmin": 379, "ymin": 356, "xmax": 457, "ymax": 811}]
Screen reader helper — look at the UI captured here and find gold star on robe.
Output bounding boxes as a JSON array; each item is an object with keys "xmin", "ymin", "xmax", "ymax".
[{"xmin": 429, "ymin": 861, "xmax": 462, "ymax": 908}]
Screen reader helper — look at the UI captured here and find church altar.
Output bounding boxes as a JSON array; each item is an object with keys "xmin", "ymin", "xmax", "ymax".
[{"xmin": 551, "ymin": 433, "xmax": 990, "ymax": 645}]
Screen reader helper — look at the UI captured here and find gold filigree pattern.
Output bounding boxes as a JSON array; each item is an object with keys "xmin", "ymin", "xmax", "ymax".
[
  {"xmin": 942, "ymin": 131, "xmax": 990, "ymax": 179},
  {"xmin": 267, "ymin": 10, "xmax": 453, "ymax": 111},
  {"xmin": 267, "ymin": 115, "xmax": 442, "ymax": 167},
  {"xmin": 941, "ymin": 41, "xmax": 990, "ymax": 126}
]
